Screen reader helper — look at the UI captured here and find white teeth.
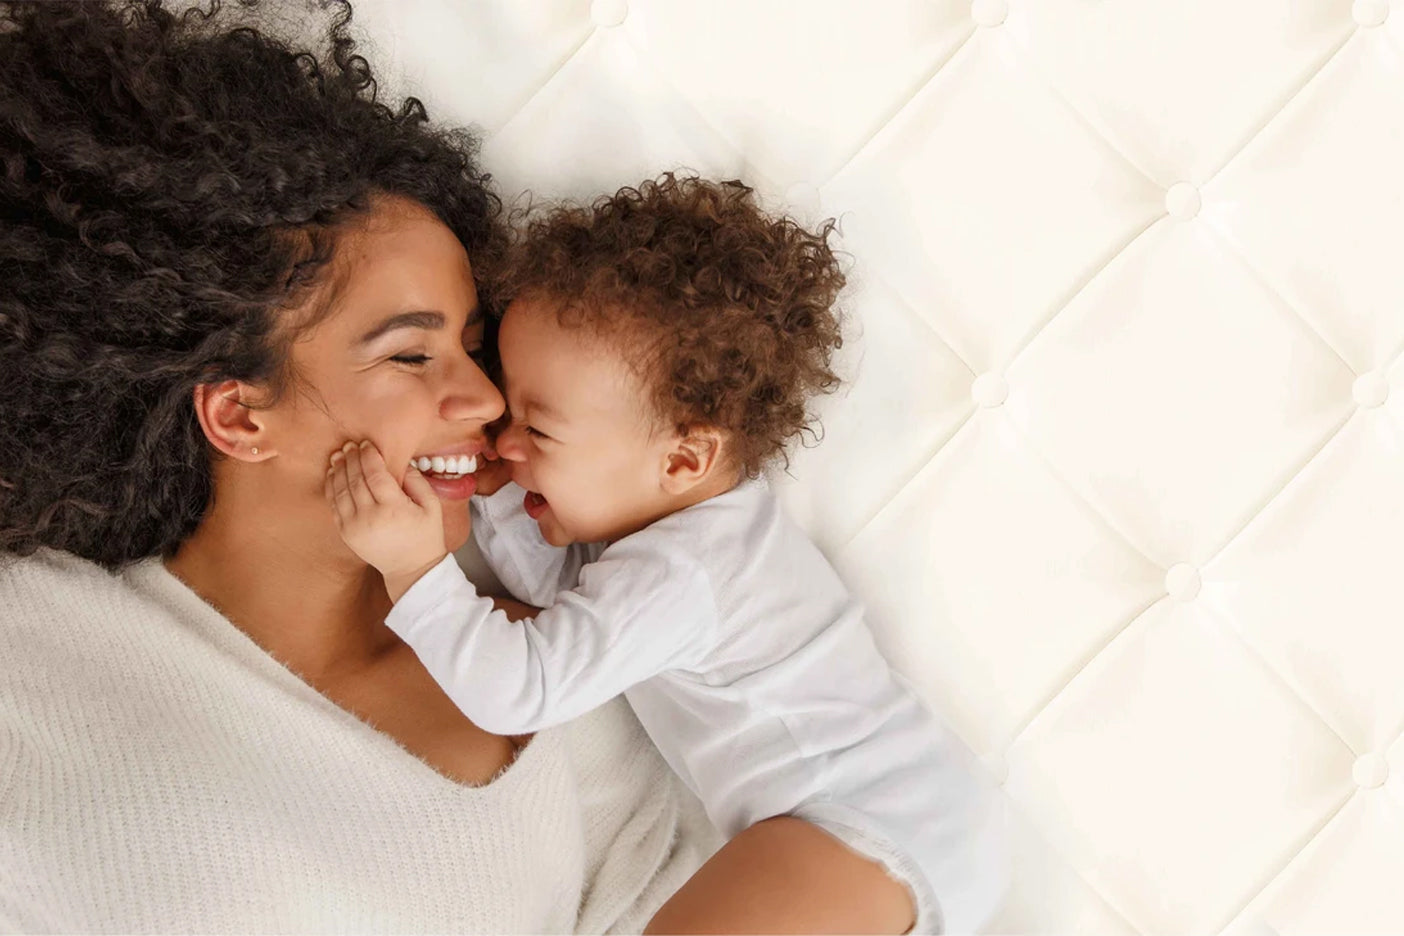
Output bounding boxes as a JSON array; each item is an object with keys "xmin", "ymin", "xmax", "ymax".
[{"xmin": 410, "ymin": 454, "xmax": 479, "ymax": 475}]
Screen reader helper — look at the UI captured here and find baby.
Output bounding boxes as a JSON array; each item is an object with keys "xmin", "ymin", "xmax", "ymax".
[{"xmin": 326, "ymin": 175, "xmax": 1002, "ymax": 933}]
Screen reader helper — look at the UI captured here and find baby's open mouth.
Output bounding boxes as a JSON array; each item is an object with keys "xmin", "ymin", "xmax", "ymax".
[
  {"xmin": 524, "ymin": 490, "xmax": 549, "ymax": 519},
  {"xmin": 409, "ymin": 454, "xmax": 478, "ymax": 479}
]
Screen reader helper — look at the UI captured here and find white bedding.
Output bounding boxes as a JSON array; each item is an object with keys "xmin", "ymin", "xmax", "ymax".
[{"xmin": 357, "ymin": 2, "xmax": 1404, "ymax": 930}]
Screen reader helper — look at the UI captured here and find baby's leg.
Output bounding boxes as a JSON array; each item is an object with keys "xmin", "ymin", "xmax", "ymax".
[{"xmin": 644, "ymin": 815, "xmax": 914, "ymax": 934}]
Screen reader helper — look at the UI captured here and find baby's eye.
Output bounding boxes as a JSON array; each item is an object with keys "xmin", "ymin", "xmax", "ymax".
[
  {"xmin": 391, "ymin": 353, "xmax": 432, "ymax": 366},
  {"xmin": 524, "ymin": 426, "xmax": 548, "ymax": 440}
]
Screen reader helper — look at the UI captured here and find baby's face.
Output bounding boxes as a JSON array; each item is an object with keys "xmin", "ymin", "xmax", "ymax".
[{"xmin": 493, "ymin": 297, "xmax": 678, "ymax": 546}]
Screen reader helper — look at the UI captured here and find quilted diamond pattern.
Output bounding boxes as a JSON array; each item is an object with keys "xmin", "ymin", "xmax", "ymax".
[{"xmin": 359, "ymin": 0, "xmax": 1404, "ymax": 929}]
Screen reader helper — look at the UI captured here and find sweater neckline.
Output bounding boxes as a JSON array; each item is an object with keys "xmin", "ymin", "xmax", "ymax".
[{"xmin": 122, "ymin": 555, "xmax": 548, "ymax": 796}]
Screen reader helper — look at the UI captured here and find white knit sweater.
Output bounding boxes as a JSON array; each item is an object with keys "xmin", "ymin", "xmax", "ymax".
[{"xmin": 0, "ymin": 549, "xmax": 723, "ymax": 933}]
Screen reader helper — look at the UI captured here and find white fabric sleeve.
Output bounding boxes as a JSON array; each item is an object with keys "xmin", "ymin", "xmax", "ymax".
[
  {"xmin": 470, "ymin": 482, "xmax": 601, "ymax": 606},
  {"xmin": 385, "ymin": 544, "xmax": 718, "ymax": 735}
]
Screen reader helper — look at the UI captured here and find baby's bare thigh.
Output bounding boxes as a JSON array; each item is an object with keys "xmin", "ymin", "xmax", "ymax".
[{"xmin": 643, "ymin": 815, "xmax": 915, "ymax": 934}]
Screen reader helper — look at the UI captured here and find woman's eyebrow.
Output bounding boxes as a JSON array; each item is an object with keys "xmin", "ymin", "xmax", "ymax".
[{"xmin": 356, "ymin": 310, "xmax": 446, "ymax": 346}]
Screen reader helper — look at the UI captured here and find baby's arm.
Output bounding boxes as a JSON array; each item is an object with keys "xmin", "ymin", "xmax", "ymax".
[
  {"xmin": 383, "ymin": 537, "xmax": 717, "ymax": 735},
  {"xmin": 645, "ymin": 815, "xmax": 916, "ymax": 934},
  {"xmin": 470, "ymin": 482, "xmax": 601, "ymax": 607}
]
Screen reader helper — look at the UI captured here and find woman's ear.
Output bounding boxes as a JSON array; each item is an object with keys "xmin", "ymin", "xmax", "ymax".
[
  {"xmin": 660, "ymin": 425, "xmax": 728, "ymax": 496},
  {"xmin": 192, "ymin": 380, "xmax": 276, "ymax": 462}
]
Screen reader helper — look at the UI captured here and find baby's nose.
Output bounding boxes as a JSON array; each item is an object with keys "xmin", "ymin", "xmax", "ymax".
[{"xmin": 495, "ymin": 421, "xmax": 529, "ymax": 461}]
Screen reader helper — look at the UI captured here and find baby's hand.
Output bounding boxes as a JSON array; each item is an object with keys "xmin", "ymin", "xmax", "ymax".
[
  {"xmin": 472, "ymin": 416, "xmax": 514, "ymax": 497},
  {"xmin": 325, "ymin": 440, "xmax": 445, "ymax": 600},
  {"xmin": 471, "ymin": 446, "xmax": 514, "ymax": 498}
]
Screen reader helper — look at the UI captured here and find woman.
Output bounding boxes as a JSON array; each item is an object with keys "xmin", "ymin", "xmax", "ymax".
[{"xmin": 0, "ymin": 2, "xmax": 998, "ymax": 931}]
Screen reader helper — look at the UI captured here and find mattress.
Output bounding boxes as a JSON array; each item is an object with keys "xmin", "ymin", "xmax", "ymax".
[{"xmin": 355, "ymin": 1, "xmax": 1404, "ymax": 930}]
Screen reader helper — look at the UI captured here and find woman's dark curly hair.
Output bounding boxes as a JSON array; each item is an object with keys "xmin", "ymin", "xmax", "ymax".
[
  {"xmin": 0, "ymin": 0, "xmax": 505, "ymax": 569},
  {"xmin": 497, "ymin": 173, "xmax": 845, "ymax": 478}
]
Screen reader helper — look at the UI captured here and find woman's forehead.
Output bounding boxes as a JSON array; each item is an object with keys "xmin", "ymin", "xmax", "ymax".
[{"xmin": 305, "ymin": 200, "xmax": 478, "ymax": 338}]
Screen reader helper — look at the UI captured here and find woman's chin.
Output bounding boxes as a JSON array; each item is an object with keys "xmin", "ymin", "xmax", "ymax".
[{"xmin": 440, "ymin": 500, "xmax": 472, "ymax": 555}]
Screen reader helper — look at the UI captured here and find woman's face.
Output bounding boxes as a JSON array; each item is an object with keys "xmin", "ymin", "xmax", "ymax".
[{"xmin": 260, "ymin": 196, "xmax": 505, "ymax": 555}]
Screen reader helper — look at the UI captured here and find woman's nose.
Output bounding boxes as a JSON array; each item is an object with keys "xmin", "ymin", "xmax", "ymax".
[
  {"xmin": 495, "ymin": 420, "xmax": 528, "ymax": 462},
  {"xmin": 440, "ymin": 354, "xmax": 505, "ymax": 425}
]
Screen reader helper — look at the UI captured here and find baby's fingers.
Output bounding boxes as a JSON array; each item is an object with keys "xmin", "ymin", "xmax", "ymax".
[
  {"xmin": 472, "ymin": 447, "xmax": 512, "ymax": 498},
  {"xmin": 327, "ymin": 453, "xmax": 356, "ymax": 523},
  {"xmin": 341, "ymin": 442, "xmax": 376, "ymax": 510},
  {"xmin": 402, "ymin": 464, "xmax": 442, "ymax": 519},
  {"xmin": 356, "ymin": 440, "xmax": 406, "ymax": 504}
]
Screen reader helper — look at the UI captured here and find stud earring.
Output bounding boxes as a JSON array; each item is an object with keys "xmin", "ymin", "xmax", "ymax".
[{"xmin": 251, "ymin": 447, "xmax": 260, "ymax": 455}]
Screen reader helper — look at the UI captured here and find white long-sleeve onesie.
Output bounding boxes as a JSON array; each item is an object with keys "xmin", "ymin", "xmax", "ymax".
[{"xmin": 387, "ymin": 479, "xmax": 1006, "ymax": 934}]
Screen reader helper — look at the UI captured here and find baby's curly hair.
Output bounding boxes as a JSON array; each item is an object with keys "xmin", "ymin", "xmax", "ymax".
[
  {"xmin": 497, "ymin": 174, "xmax": 845, "ymax": 477},
  {"xmin": 0, "ymin": 0, "xmax": 504, "ymax": 569}
]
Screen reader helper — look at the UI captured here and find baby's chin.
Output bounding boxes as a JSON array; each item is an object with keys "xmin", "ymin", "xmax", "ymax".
[
  {"xmin": 537, "ymin": 512, "xmax": 583, "ymax": 548},
  {"xmin": 541, "ymin": 525, "xmax": 575, "ymax": 548}
]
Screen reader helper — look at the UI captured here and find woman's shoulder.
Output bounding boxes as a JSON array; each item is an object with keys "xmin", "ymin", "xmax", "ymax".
[
  {"xmin": 0, "ymin": 548, "xmax": 218, "ymax": 654},
  {"xmin": 0, "ymin": 545, "xmax": 122, "ymax": 587},
  {"xmin": 0, "ymin": 548, "xmax": 141, "ymax": 638}
]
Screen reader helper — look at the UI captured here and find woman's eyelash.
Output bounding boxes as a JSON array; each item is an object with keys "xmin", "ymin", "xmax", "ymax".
[
  {"xmin": 524, "ymin": 426, "xmax": 546, "ymax": 439},
  {"xmin": 392, "ymin": 346, "xmax": 485, "ymax": 367}
]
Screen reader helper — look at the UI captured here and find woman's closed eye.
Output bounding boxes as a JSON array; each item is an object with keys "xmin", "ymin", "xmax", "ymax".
[
  {"xmin": 390, "ymin": 344, "xmax": 485, "ymax": 367},
  {"xmin": 524, "ymin": 425, "xmax": 549, "ymax": 440}
]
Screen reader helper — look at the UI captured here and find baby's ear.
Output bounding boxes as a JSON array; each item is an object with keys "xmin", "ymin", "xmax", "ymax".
[{"xmin": 660, "ymin": 425, "xmax": 729, "ymax": 495}]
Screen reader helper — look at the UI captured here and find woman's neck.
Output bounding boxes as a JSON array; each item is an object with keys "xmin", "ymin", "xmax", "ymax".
[{"xmin": 165, "ymin": 471, "xmax": 396, "ymax": 680}]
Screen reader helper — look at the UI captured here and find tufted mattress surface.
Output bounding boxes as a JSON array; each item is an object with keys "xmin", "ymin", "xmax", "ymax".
[{"xmin": 354, "ymin": 1, "xmax": 1404, "ymax": 931}]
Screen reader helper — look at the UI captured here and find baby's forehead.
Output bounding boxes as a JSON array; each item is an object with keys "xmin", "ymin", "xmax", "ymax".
[
  {"xmin": 502, "ymin": 318, "xmax": 651, "ymax": 414},
  {"xmin": 506, "ymin": 293, "xmax": 644, "ymax": 360}
]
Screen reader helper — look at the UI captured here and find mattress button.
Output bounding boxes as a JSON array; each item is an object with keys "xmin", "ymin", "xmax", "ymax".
[
  {"xmin": 1352, "ymin": 0, "xmax": 1389, "ymax": 27},
  {"xmin": 982, "ymin": 754, "xmax": 1009, "ymax": 786},
  {"xmin": 1165, "ymin": 182, "xmax": 1201, "ymax": 220},
  {"xmin": 785, "ymin": 182, "xmax": 822, "ymax": 217},
  {"xmin": 1352, "ymin": 371, "xmax": 1389, "ymax": 408},
  {"xmin": 971, "ymin": 0, "xmax": 1008, "ymax": 28},
  {"xmin": 972, "ymin": 372, "xmax": 1009, "ymax": 408},
  {"xmin": 590, "ymin": 0, "xmax": 628, "ymax": 28},
  {"xmin": 1165, "ymin": 563, "xmax": 1201, "ymax": 602},
  {"xmin": 1353, "ymin": 753, "xmax": 1389, "ymax": 789},
  {"xmin": 1239, "ymin": 920, "xmax": 1281, "ymax": 936}
]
